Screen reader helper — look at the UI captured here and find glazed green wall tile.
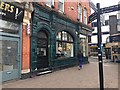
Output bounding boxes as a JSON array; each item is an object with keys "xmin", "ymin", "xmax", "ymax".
[{"xmin": 31, "ymin": 2, "xmax": 89, "ymax": 71}]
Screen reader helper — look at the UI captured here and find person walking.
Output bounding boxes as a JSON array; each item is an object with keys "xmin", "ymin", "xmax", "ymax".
[{"xmin": 77, "ymin": 50, "xmax": 83, "ymax": 70}]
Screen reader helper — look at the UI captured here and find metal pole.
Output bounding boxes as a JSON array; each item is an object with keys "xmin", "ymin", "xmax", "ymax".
[{"xmin": 96, "ymin": 3, "xmax": 104, "ymax": 90}]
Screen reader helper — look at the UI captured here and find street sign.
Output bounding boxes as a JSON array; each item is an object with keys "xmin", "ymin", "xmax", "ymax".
[
  {"xmin": 90, "ymin": 1, "xmax": 97, "ymax": 11},
  {"xmin": 100, "ymin": 4, "xmax": 120, "ymax": 14},
  {"xmin": 89, "ymin": 1, "xmax": 105, "ymax": 24},
  {"xmin": 89, "ymin": 3, "xmax": 120, "ymax": 24},
  {"xmin": 88, "ymin": 12, "xmax": 97, "ymax": 23}
]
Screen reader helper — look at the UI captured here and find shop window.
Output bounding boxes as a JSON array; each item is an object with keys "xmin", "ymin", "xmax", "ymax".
[
  {"xmin": 80, "ymin": 34, "xmax": 87, "ymax": 57},
  {"xmin": 1, "ymin": 40, "xmax": 18, "ymax": 71},
  {"xmin": 58, "ymin": 0, "xmax": 64, "ymax": 12},
  {"xmin": 56, "ymin": 31, "xmax": 74, "ymax": 58},
  {"xmin": 0, "ymin": 19, "xmax": 19, "ymax": 34}
]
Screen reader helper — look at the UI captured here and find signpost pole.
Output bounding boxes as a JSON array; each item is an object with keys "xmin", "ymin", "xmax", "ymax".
[{"xmin": 97, "ymin": 3, "xmax": 104, "ymax": 90}]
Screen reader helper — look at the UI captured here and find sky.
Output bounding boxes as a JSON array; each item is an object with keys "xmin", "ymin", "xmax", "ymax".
[{"xmin": 92, "ymin": 0, "xmax": 119, "ymax": 8}]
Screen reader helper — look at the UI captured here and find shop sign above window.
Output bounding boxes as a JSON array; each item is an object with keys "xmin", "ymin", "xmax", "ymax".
[{"xmin": 0, "ymin": 1, "xmax": 24, "ymax": 22}]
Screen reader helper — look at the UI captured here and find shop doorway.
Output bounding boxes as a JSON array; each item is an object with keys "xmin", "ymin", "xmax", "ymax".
[
  {"xmin": 37, "ymin": 31, "xmax": 49, "ymax": 70},
  {"xmin": 0, "ymin": 36, "xmax": 20, "ymax": 82}
]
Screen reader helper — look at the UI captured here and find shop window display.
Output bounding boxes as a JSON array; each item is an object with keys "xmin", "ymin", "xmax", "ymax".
[{"xmin": 56, "ymin": 31, "xmax": 74, "ymax": 58}]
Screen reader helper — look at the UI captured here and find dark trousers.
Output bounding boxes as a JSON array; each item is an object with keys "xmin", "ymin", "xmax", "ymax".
[{"xmin": 79, "ymin": 57, "xmax": 82, "ymax": 68}]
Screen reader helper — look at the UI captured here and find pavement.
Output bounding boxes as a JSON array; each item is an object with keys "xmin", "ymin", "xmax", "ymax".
[{"xmin": 2, "ymin": 57, "xmax": 119, "ymax": 89}]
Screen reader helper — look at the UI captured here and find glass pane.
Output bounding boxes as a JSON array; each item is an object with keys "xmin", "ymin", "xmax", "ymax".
[
  {"xmin": 57, "ymin": 31, "xmax": 73, "ymax": 42},
  {"xmin": 0, "ymin": 19, "xmax": 19, "ymax": 34},
  {"xmin": 80, "ymin": 38, "xmax": 87, "ymax": 57},
  {"xmin": 66, "ymin": 43, "xmax": 73, "ymax": 57},
  {"xmin": 37, "ymin": 39, "xmax": 47, "ymax": 47},
  {"xmin": 56, "ymin": 41, "xmax": 74, "ymax": 58},
  {"xmin": 64, "ymin": 32, "xmax": 67, "ymax": 41},
  {"xmin": 62, "ymin": 31, "xmax": 65, "ymax": 41},
  {"xmin": 2, "ymin": 40, "xmax": 18, "ymax": 71},
  {"xmin": 57, "ymin": 32, "xmax": 62, "ymax": 40},
  {"xmin": 58, "ymin": 2, "xmax": 63, "ymax": 12},
  {"xmin": 37, "ymin": 31, "xmax": 47, "ymax": 39},
  {"xmin": 37, "ymin": 48, "xmax": 46, "ymax": 56}
]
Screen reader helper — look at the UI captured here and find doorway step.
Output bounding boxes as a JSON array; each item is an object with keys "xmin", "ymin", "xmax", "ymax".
[{"xmin": 36, "ymin": 68, "xmax": 52, "ymax": 76}]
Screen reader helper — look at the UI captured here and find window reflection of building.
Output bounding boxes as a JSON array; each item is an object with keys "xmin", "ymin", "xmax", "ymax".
[
  {"xmin": 0, "ymin": 19, "xmax": 19, "ymax": 34},
  {"xmin": 56, "ymin": 31, "xmax": 74, "ymax": 58},
  {"xmin": 79, "ymin": 34, "xmax": 88, "ymax": 57}
]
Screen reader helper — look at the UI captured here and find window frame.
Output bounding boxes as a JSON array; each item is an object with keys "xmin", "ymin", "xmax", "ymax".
[
  {"xmin": 45, "ymin": 0, "xmax": 54, "ymax": 7},
  {"xmin": 78, "ymin": 5, "xmax": 82, "ymax": 22},
  {"xmin": 84, "ymin": 8, "xmax": 87, "ymax": 24},
  {"xmin": 56, "ymin": 31, "xmax": 74, "ymax": 58},
  {"xmin": 58, "ymin": 0, "xmax": 64, "ymax": 12}
]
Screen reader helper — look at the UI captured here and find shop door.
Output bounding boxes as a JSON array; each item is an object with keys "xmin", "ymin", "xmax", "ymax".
[
  {"xmin": 0, "ymin": 36, "xmax": 20, "ymax": 82},
  {"xmin": 37, "ymin": 31, "xmax": 49, "ymax": 70}
]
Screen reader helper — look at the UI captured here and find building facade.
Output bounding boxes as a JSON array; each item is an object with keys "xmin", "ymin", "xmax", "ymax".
[
  {"xmin": 0, "ymin": 0, "xmax": 92, "ymax": 81},
  {"xmin": 0, "ymin": 1, "xmax": 33, "ymax": 82},
  {"xmin": 28, "ymin": 1, "xmax": 92, "ymax": 77}
]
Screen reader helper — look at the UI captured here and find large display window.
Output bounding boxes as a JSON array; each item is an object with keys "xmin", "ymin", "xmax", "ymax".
[{"xmin": 56, "ymin": 31, "xmax": 74, "ymax": 58}]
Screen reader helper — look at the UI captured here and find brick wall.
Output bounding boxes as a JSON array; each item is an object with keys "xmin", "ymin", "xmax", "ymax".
[
  {"xmin": 22, "ymin": 24, "xmax": 30, "ymax": 72},
  {"xmin": 38, "ymin": 0, "xmax": 91, "ymax": 24},
  {"xmin": 64, "ymin": 1, "xmax": 78, "ymax": 21}
]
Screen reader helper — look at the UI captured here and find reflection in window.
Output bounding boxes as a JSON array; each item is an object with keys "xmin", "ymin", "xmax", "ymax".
[
  {"xmin": 56, "ymin": 31, "xmax": 74, "ymax": 58},
  {"xmin": 37, "ymin": 48, "xmax": 46, "ymax": 56},
  {"xmin": 0, "ymin": 19, "xmax": 19, "ymax": 34},
  {"xmin": 1, "ymin": 40, "xmax": 18, "ymax": 71},
  {"xmin": 80, "ymin": 34, "xmax": 87, "ymax": 57},
  {"xmin": 80, "ymin": 38, "xmax": 86, "ymax": 56}
]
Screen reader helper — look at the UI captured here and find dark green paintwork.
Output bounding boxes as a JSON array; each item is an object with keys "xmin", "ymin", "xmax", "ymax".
[{"xmin": 31, "ymin": 2, "xmax": 90, "ymax": 71}]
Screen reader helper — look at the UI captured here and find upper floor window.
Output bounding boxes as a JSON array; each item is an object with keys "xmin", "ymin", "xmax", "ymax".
[
  {"xmin": 45, "ymin": 0, "xmax": 54, "ymax": 7},
  {"xmin": 78, "ymin": 5, "xmax": 82, "ymax": 22},
  {"xmin": 84, "ymin": 8, "xmax": 87, "ymax": 24},
  {"xmin": 58, "ymin": 0, "xmax": 64, "ymax": 12}
]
